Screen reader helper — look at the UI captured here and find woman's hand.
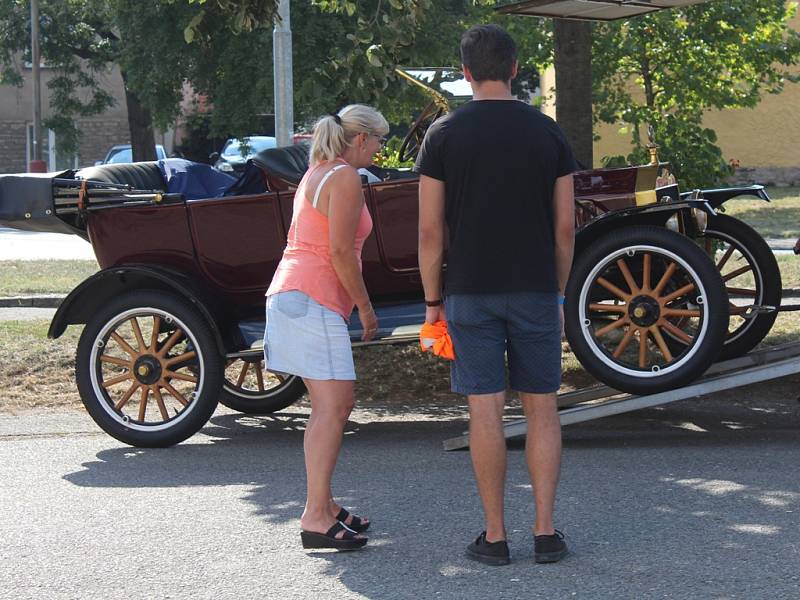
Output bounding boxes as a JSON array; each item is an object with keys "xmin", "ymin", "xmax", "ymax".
[{"xmin": 359, "ymin": 304, "xmax": 379, "ymax": 342}]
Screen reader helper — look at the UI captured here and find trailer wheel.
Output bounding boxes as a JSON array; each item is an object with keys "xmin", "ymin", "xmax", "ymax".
[
  {"xmin": 220, "ymin": 358, "xmax": 305, "ymax": 414},
  {"xmin": 565, "ymin": 226, "xmax": 728, "ymax": 395},
  {"xmin": 75, "ymin": 290, "xmax": 222, "ymax": 447},
  {"xmin": 693, "ymin": 214, "xmax": 781, "ymax": 359}
]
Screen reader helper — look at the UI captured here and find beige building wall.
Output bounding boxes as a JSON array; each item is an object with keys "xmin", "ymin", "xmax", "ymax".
[{"xmin": 592, "ymin": 10, "xmax": 800, "ymax": 184}]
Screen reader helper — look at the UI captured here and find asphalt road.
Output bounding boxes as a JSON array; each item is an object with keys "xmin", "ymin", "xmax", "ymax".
[{"xmin": 1, "ymin": 386, "xmax": 799, "ymax": 600}]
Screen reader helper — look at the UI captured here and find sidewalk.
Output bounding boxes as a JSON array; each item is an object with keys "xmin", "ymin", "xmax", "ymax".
[
  {"xmin": 0, "ymin": 227, "xmax": 94, "ymax": 261},
  {"xmin": 0, "ymin": 230, "xmax": 797, "ymax": 312}
]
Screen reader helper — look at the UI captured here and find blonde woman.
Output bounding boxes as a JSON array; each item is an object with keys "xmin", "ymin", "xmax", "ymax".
[{"xmin": 264, "ymin": 104, "xmax": 389, "ymax": 551}]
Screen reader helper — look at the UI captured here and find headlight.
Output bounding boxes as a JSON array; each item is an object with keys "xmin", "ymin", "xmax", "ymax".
[
  {"xmin": 691, "ymin": 207, "xmax": 708, "ymax": 233},
  {"xmin": 665, "ymin": 213, "xmax": 680, "ymax": 232},
  {"xmin": 218, "ymin": 162, "xmax": 234, "ymax": 172}
]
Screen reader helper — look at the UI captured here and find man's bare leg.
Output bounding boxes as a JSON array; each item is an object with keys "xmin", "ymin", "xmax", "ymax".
[
  {"xmin": 468, "ymin": 392, "xmax": 507, "ymax": 542},
  {"xmin": 520, "ymin": 392, "xmax": 561, "ymax": 536}
]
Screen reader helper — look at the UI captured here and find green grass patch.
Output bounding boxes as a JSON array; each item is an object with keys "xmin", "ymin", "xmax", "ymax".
[
  {"xmin": 0, "ymin": 260, "xmax": 99, "ymax": 296},
  {"xmin": 722, "ymin": 186, "xmax": 800, "ymax": 239}
]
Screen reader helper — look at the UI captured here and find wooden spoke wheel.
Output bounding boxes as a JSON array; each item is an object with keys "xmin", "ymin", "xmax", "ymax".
[
  {"xmin": 219, "ymin": 357, "xmax": 305, "ymax": 414},
  {"xmin": 398, "ymin": 101, "xmax": 444, "ymax": 163},
  {"xmin": 565, "ymin": 226, "xmax": 728, "ymax": 395},
  {"xmin": 76, "ymin": 291, "xmax": 222, "ymax": 447},
  {"xmin": 691, "ymin": 214, "xmax": 781, "ymax": 360}
]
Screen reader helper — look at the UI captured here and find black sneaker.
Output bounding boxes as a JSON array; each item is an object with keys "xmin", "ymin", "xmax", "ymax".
[
  {"xmin": 534, "ymin": 529, "xmax": 568, "ymax": 563},
  {"xmin": 465, "ymin": 531, "xmax": 510, "ymax": 566}
]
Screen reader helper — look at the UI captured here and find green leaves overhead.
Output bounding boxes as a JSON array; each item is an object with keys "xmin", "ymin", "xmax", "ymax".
[{"xmin": 592, "ymin": 0, "xmax": 800, "ymax": 188}]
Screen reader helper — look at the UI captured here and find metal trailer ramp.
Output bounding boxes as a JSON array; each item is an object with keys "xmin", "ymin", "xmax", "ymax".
[{"xmin": 442, "ymin": 341, "xmax": 800, "ymax": 451}]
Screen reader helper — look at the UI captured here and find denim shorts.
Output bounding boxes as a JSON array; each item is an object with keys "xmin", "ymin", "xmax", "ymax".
[
  {"xmin": 446, "ymin": 292, "xmax": 562, "ymax": 395},
  {"xmin": 264, "ymin": 290, "xmax": 356, "ymax": 381}
]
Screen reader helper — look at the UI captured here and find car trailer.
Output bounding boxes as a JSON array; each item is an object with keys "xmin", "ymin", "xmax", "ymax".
[
  {"xmin": 238, "ymin": 299, "xmax": 800, "ymax": 452},
  {"xmin": 442, "ymin": 338, "xmax": 800, "ymax": 451}
]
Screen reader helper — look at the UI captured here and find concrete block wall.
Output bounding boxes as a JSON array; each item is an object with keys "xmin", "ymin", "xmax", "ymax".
[
  {"xmin": 0, "ymin": 117, "xmax": 129, "ymax": 173},
  {"xmin": 0, "ymin": 121, "xmax": 29, "ymax": 173},
  {"xmin": 726, "ymin": 167, "xmax": 800, "ymax": 188},
  {"xmin": 78, "ymin": 118, "xmax": 131, "ymax": 166}
]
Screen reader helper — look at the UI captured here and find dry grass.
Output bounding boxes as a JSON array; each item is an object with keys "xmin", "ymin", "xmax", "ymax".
[
  {"xmin": 0, "ymin": 260, "xmax": 99, "ymax": 296},
  {"xmin": 12, "ymin": 315, "xmax": 794, "ymax": 416},
  {"xmin": 0, "ymin": 320, "xmax": 82, "ymax": 411}
]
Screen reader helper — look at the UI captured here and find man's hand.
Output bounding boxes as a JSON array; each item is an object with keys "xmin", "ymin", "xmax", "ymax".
[
  {"xmin": 359, "ymin": 304, "xmax": 379, "ymax": 342},
  {"xmin": 559, "ymin": 304, "xmax": 565, "ymax": 340},
  {"xmin": 425, "ymin": 305, "xmax": 446, "ymax": 325}
]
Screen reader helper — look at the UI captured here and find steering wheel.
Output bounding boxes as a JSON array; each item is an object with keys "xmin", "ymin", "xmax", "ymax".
[{"xmin": 399, "ymin": 101, "xmax": 445, "ymax": 163}]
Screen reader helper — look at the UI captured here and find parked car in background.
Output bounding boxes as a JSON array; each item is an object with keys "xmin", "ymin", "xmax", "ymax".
[
  {"xmin": 95, "ymin": 144, "xmax": 167, "ymax": 165},
  {"xmin": 210, "ymin": 136, "xmax": 277, "ymax": 174}
]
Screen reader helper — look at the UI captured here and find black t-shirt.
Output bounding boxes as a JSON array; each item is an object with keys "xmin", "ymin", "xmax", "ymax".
[{"xmin": 414, "ymin": 100, "xmax": 576, "ymax": 294}]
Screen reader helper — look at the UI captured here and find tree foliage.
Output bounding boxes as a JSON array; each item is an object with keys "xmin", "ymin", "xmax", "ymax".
[
  {"xmin": 0, "ymin": 0, "xmax": 119, "ymax": 155},
  {"xmin": 592, "ymin": 0, "xmax": 800, "ymax": 188},
  {"xmin": 0, "ymin": 0, "xmax": 552, "ymax": 159}
]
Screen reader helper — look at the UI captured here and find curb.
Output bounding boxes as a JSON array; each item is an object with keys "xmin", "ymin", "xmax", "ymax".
[
  {"xmin": 2, "ymin": 289, "xmax": 800, "ymax": 310},
  {"xmin": 0, "ymin": 295, "xmax": 65, "ymax": 308}
]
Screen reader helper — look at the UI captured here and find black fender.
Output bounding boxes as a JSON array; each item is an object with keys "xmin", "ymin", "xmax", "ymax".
[
  {"xmin": 680, "ymin": 185, "xmax": 770, "ymax": 209},
  {"xmin": 575, "ymin": 199, "xmax": 714, "ymax": 256},
  {"xmin": 48, "ymin": 264, "xmax": 226, "ymax": 355}
]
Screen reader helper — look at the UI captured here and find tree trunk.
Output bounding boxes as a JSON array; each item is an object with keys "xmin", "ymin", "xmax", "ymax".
[
  {"xmin": 121, "ymin": 70, "xmax": 157, "ymax": 162},
  {"xmin": 554, "ymin": 19, "xmax": 593, "ymax": 169}
]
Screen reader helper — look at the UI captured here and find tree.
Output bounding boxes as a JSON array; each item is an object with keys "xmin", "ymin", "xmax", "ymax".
[
  {"xmin": 592, "ymin": 0, "xmax": 800, "ymax": 188},
  {"xmin": 0, "ymin": 0, "xmax": 284, "ymax": 162},
  {"xmin": 0, "ymin": 0, "xmax": 118, "ymax": 158},
  {"xmin": 1, "ymin": 0, "xmax": 552, "ymax": 162}
]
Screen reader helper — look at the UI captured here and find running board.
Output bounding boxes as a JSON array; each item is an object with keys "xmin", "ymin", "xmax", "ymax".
[{"xmin": 442, "ymin": 342, "xmax": 800, "ymax": 451}]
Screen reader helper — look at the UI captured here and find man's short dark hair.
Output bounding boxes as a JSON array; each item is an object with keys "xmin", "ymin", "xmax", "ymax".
[{"xmin": 460, "ymin": 24, "xmax": 517, "ymax": 82}]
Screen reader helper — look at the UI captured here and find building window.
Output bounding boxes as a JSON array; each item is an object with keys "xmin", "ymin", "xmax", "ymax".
[{"xmin": 26, "ymin": 124, "xmax": 79, "ymax": 171}]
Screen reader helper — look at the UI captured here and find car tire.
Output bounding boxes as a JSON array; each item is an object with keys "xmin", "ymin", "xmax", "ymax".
[
  {"xmin": 75, "ymin": 290, "xmax": 222, "ymax": 447},
  {"xmin": 219, "ymin": 358, "xmax": 305, "ymax": 414},
  {"xmin": 693, "ymin": 214, "xmax": 781, "ymax": 360},
  {"xmin": 565, "ymin": 226, "xmax": 728, "ymax": 395}
]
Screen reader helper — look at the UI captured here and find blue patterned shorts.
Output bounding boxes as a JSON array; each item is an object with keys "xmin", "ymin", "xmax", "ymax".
[{"xmin": 446, "ymin": 292, "xmax": 562, "ymax": 395}]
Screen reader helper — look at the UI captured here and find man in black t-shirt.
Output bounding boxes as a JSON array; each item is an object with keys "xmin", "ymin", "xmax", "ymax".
[{"xmin": 416, "ymin": 24, "xmax": 576, "ymax": 566}]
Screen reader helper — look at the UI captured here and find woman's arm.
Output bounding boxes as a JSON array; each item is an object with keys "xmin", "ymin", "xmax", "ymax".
[{"xmin": 327, "ymin": 168, "xmax": 378, "ymax": 340}]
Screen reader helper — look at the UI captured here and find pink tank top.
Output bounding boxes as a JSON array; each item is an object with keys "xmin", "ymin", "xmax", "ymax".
[{"xmin": 266, "ymin": 159, "xmax": 373, "ymax": 319}]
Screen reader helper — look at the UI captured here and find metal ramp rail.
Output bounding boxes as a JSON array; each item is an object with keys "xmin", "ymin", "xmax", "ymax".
[{"xmin": 442, "ymin": 341, "xmax": 800, "ymax": 451}]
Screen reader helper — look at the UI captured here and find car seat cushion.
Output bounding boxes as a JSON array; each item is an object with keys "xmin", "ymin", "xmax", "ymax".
[{"xmin": 75, "ymin": 161, "xmax": 167, "ymax": 191}]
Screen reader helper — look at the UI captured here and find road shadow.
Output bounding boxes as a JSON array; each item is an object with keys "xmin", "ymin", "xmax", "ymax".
[{"xmin": 60, "ymin": 384, "xmax": 800, "ymax": 598}]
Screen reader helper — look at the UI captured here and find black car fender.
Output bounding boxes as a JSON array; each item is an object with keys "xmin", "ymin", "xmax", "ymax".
[
  {"xmin": 679, "ymin": 184, "xmax": 770, "ymax": 210},
  {"xmin": 48, "ymin": 264, "xmax": 225, "ymax": 355},
  {"xmin": 575, "ymin": 199, "xmax": 714, "ymax": 256}
]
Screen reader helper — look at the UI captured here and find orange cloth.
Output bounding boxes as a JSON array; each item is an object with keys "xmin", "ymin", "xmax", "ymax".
[{"xmin": 419, "ymin": 320, "xmax": 455, "ymax": 360}]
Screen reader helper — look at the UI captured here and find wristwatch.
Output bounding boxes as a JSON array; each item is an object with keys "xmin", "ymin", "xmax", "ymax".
[{"xmin": 425, "ymin": 299, "xmax": 443, "ymax": 307}]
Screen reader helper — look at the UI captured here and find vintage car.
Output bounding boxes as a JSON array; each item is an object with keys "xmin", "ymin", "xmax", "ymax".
[{"xmin": 0, "ymin": 69, "xmax": 779, "ymax": 447}]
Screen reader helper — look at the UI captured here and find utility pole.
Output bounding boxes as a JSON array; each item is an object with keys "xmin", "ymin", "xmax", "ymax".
[
  {"xmin": 29, "ymin": 0, "xmax": 46, "ymax": 172},
  {"xmin": 273, "ymin": 0, "xmax": 294, "ymax": 147}
]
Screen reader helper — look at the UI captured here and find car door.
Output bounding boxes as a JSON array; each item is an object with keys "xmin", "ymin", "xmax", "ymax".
[
  {"xmin": 364, "ymin": 176, "xmax": 427, "ymax": 297},
  {"xmin": 187, "ymin": 191, "xmax": 286, "ymax": 299}
]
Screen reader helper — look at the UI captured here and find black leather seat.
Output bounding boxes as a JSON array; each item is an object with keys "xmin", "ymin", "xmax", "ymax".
[
  {"xmin": 254, "ymin": 142, "xmax": 310, "ymax": 185},
  {"xmin": 75, "ymin": 162, "xmax": 167, "ymax": 191}
]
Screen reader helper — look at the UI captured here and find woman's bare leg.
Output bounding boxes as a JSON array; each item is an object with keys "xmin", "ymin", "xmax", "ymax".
[{"xmin": 299, "ymin": 378, "xmax": 363, "ymax": 538}]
